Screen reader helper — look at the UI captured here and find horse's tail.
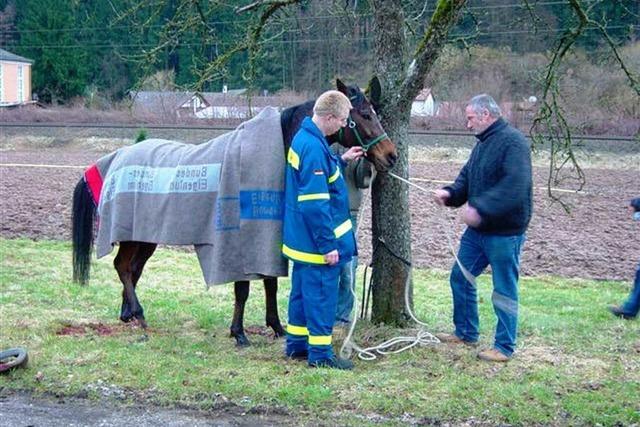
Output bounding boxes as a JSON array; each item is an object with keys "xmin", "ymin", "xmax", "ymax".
[{"xmin": 72, "ymin": 178, "xmax": 95, "ymax": 285}]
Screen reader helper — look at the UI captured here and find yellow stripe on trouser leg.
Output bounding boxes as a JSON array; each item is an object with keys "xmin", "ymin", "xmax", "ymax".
[
  {"xmin": 308, "ymin": 335, "xmax": 332, "ymax": 346},
  {"xmin": 287, "ymin": 324, "xmax": 309, "ymax": 336}
]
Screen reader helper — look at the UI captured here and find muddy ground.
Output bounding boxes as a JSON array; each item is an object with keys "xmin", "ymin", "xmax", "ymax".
[
  {"xmin": 0, "ymin": 390, "xmax": 292, "ymax": 426},
  {"xmin": 1, "ymin": 139, "xmax": 638, "ymax": 282}
]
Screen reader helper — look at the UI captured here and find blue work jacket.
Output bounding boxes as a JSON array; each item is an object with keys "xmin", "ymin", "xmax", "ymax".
[{"xmin": 282, "ymin": 117, "xmax": 357, "ymax": 265}]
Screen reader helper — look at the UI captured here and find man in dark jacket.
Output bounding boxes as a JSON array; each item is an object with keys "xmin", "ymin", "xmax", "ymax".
[
  {"xmin": 433, "ymin": 94, "xmax": 532, "ymax": 362},
  {"xmin": 608, "ymin": 197, "xmax": 640, "ymax": 320}
]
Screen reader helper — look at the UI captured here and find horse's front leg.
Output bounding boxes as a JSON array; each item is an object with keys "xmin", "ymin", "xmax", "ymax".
[
  {"xmin": 264, "ymin": 277, "xmax": 285, "ymax": 338},
  {"xmin": 230, "ymin": 281, "xmax": 251, "ymax": 347}
]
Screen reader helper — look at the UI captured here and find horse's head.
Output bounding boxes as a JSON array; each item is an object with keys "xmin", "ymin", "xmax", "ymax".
[{"xmin": 331, "ymin": 77, "xmax": 398, "ymax": 172}]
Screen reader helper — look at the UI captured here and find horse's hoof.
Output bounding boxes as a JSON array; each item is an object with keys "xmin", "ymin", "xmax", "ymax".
[
  {"xmin": 272, "ymin": 325, "xmax": 286, "ymax": 338},
  {"xmin": 234, "ymin": 335, "xmax": 251, "ymax": 347},
  {"xmin": 137, "ymin": 319, "xmax": 148, "ymax": 329}
]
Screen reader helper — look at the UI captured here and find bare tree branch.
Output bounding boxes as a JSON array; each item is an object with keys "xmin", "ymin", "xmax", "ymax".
[
  {"xmin": 235, "ymin": 0, "xmax": 300, "ymax": 15},
  {"xmin": 531, "ymin": 0, "xmax": 639, "ymax": 209},
  {"xmin": 397, "ymin": 0, "xmax": 467, "ymax": 112}
]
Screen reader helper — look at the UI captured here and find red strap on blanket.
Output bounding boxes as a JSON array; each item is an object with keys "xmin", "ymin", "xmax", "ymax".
[{"xmin": 84, "ymin": 164, "xmax": 103, "ymax": 205}]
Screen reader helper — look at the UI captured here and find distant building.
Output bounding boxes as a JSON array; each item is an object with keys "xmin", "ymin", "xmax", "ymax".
[
  {"xmin": 0, "ymin": 48, "xmax": 34, "ymax": 107},
  {"xmin": 411, "ymin": 88, "xmax": 436, "ymax": 117},
  {"xmin": 130, "ymin": 89, "xmax": 306, "ymax": 119},
  {"xmin": 130, "ymin": 91, "xmax": 212, "ymax": 118}
]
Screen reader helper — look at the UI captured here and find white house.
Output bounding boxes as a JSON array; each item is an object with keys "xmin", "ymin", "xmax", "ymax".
[
  {"xmin": 0, "ymin": 48, "xmax": 33, "ymax": 107},
  {"xmin": 411, "ymin": 88, "xmax": 436, "ymax": 117},
  {"xmin": 130, "ymin": 91, "xmax": 211, "ymax": 118}
]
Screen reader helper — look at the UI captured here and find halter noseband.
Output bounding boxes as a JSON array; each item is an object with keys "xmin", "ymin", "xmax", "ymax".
[{"xmin": 337, "ymin": 114, "xmax": 389, "ymax": 151}]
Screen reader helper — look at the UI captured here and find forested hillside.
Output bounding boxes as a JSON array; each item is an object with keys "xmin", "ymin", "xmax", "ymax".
[{"xmin": 1, "ymin": 0, "xmax": 637, "ymax": 105}]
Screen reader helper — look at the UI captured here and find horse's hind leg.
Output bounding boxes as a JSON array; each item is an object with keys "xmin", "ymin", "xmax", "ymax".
[
  {"xmin": 115, "ymin": 242, "xmax": 156, "ymax": 328},
  {"xmin": 230, "ymin": 281, "xmax": 251, "ymax": 347},
  {"xmin": 264, "ymin": 277, "xmax": 285, "ymax": 338}
]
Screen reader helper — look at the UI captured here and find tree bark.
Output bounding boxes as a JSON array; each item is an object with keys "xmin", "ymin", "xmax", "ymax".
[
  {"xmin": 370, "ymin": 0, "xmax": 412, "ymax": 326},
  {"xmin": 369, "ymin": 0, "xmax": 467, "ymax": 326}
]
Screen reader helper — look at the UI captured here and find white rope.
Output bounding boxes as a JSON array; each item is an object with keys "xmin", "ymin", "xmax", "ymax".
[
  {"xmin": 338, "ymin": 170, "xmax": 448, "ymax": 361},
  {"xmin": 387, "ymin": 171, "xmax": 477, "ymax": 287},
  {"xmin": 0, "ymin": 163, "xmax": 588, "ymax": 195},
  {"xmin": 339, "ymin": 267, "xmax": 441, "ymax": 360},
  {"xmin": 0, "ymin": 163, "xmax": 85, "ymax": 169}
]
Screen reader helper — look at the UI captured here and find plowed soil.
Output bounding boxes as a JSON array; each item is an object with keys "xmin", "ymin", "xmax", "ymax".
[{"xmin": 1, "ymin": 142, "xmax": 638, "ymax": 281}]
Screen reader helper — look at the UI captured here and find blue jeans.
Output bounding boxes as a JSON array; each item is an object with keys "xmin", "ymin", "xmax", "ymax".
[
  {"xmin": 449, "ymin": 228, "xmax": 525, "ymax": 356},
  {"xmin": 335, "ymin": 256, "xmax": 357, "ymax": 325},
  {"xmin": 620, "ymin": 262, "xmax": 640, "ymax": 317}
]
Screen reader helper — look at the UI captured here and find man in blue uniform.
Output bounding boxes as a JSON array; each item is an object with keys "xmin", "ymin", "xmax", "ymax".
[{"xmin": 283, "ymin": 90, "xmax": 364, "ymax": 370}]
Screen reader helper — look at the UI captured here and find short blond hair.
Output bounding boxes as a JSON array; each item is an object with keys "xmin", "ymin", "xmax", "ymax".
[{"xmin": 313, "ymin": 90, "xmax": 352, "ymax": 117}]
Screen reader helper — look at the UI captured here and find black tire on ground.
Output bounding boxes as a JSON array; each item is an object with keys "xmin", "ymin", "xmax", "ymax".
[{"xmin": 0, "ymin": 348, "xmax": 28, "ymax": 373}]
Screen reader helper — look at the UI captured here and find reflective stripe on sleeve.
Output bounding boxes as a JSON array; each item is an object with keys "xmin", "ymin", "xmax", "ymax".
[
  {"xmin": 282, "ymin": 244, "xmax": 326, "ymax": 264},
  {"xmin": 328, "ymin": 166, "xmax": 340, "ymax": 183},
  {"xmin": 334, "ymin": 219, "xmax": 352, "ymax": 238},
  {"xmin": 287, "ymin": 148, "xmax": 300, "ymax": 170},
  {"xmin": 298, "ymin": 193, "xmax": 330, "ymax": 202}
]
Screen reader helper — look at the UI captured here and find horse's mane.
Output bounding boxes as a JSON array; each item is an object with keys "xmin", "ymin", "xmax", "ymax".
[
  {"xmin": 279, "ymin": 85, "xmax": 367, "ymax": 152},
  {"xmin": 280, "ymin": 100, "xmax": 314, "ymax": 150}
]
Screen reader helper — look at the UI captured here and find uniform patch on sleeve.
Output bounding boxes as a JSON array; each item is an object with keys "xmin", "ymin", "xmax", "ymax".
[{"xmin": 313, "ymin": 169, "xmax": 325, "ymax": 175}]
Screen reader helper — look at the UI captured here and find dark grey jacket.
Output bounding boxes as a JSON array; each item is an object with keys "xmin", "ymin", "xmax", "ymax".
[{"xmin": 444, "ymin": 118, "xmax": 533, "ymax": 235}]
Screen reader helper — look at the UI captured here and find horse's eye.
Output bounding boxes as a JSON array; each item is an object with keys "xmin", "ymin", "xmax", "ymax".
[{"xmin": 361, "ymin": 113, "xmax": 371, "ymax": 120}]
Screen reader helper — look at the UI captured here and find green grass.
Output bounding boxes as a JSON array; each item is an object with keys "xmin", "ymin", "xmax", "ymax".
[{"xmin": 1, "ymin": 238, "xmax": 638, "ymax": 426}]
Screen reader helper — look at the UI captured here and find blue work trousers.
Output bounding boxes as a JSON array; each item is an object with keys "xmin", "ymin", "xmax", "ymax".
[
  {"xmin": 286, "ymin": 262, "xmax": 340, "ymax": 363},
  {"xmin": 450, "ymin": 228, "xmax": 525, "ymax": 356}
]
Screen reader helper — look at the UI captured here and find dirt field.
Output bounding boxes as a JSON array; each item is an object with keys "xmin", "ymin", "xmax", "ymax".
[{"xmin": 1, "ymin": 138, "xmax": 638, "ymax": 281}]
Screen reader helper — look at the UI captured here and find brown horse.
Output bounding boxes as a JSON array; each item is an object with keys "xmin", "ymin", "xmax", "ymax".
[{"xmin": 71, "ymin": 78, "xmax": 397, "ymax": 346}]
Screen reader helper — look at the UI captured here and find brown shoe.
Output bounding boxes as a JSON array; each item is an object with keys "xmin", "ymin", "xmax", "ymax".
[
  {"xmin": 477, "ymin": 348, "xmax": 510, "ymax": 362},
  {"xmin": 435, "ymin": 333, "xmax": 477, "ymax": 347}
]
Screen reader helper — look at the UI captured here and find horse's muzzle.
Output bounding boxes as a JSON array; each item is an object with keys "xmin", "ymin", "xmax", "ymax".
[{"xmin": 370, "ymin": 140, "xmax": 398, "ymax": 172}]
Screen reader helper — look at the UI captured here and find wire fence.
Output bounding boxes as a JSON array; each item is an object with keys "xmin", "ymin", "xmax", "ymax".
[{"xmin": 1, "ymin": 122, "xmax": 637, "ymax": 142}]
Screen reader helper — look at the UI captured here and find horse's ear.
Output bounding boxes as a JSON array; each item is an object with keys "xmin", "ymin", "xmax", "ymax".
[
  {"xmin": 366, "ymin": 76, "xmax": 382, "ymax": 107},
  {"xmin": 336, "ymin": 78, "xmax": 348, "ymax": 95}
]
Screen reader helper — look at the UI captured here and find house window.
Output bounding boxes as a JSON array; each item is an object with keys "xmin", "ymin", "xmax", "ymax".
[{"xmin": 17, "ymin": 65, "xmax": 24, "ymax": 102}]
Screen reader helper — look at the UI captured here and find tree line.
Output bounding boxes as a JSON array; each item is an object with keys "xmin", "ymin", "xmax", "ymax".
[{"xmin": 1, "ymin": 0, "xmax": 637, "ymax": 104}]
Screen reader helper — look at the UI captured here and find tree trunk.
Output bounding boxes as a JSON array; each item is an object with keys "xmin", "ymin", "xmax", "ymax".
[
  {"xmin": 370, "ymin": 0, "xmax": 413, "ymax": 326},
  {"xmin": 369, "ymin": 0, "xmax": 467, "ymax": 326},
  {"xmin": 370, "ymin": 124, "xmax": 413, "ymax": 326}
]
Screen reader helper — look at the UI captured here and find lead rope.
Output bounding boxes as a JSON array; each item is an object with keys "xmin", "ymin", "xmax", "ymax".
[
  {"xmin": 386, "ymin": 172, "xmax": 477, "ymax": 287},
  {"xmin": 338, "ymin": 169, "xmax": 475, "ymax": 361}
]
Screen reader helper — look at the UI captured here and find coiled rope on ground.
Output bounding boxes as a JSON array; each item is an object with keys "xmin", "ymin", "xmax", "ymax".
[{"xmin": 338, "ymin": 170, "xmax": 477, "ymax": 361}]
